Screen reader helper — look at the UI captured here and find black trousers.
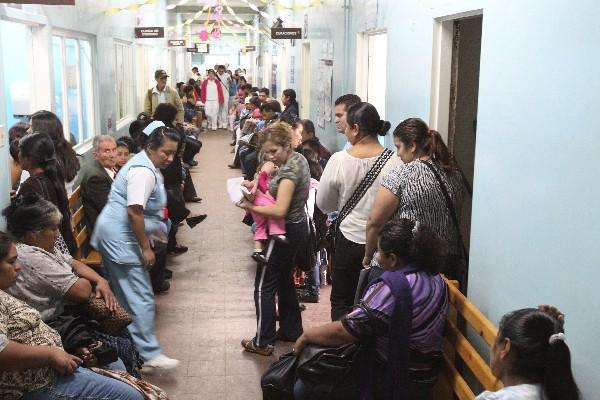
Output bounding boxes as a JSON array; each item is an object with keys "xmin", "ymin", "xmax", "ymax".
[
  {"xmin": 149, "ymin": 243, "xmax": 167, "ymax": 287},
  {"xmin": 330, "ymin": 232, "xmax": 365, "ymax": 321},
  {"xmin": 183, "ymin": 170, "xmax": 198, "ymax": 201},
  {"xmin": 253, "ymin": 219, "xmax": 307, "ymax": 347}
]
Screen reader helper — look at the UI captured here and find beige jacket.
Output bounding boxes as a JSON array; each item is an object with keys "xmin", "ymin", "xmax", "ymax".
[{"xmin": 143, "ymin": 85, "xmax": 185, "ymax": 124}]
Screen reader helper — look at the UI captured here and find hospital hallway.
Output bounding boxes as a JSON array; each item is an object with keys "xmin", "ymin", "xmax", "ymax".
[{"xmin": 145, "ymin": 130, "xmax": 331, "ymax": 399}]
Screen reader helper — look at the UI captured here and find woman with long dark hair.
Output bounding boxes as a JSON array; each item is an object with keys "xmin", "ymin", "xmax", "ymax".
[
  {"xmin": 30, "ymin": 110, "xmax": 81, "ymax": 196},
  {"xmin": 293, "ymin": 219, "xmax": 449, "ymax": 400},
  {"xmin": 17, "ymin": 133, "xmax": 76, "ymax": 255},
  {"xmin": 365, "ymin": 117, "xmax": 466, "ymax": 283},
  {"xmin": 316, "ymin": 102, "xmax": 400, "ymax": 321},
  {"xmin": 476, "ymin": 306, "xmax": 580, "ymax": 400},
  {"xmin": 280, "ymin": 88, "xmax": 299, "ymax": 120}
]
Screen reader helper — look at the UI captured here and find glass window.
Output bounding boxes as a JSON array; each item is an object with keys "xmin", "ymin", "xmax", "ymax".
[
  {"xmin": 1, "ymin": 20, "xmax": 33, "ymax": 128},
  {"xmin": 114, "ymin": 41, "xmax": 133, "ymax": 122},
  {"xmin": 52, "ymin": 33, "xmax": 95, "ymax": 146}
]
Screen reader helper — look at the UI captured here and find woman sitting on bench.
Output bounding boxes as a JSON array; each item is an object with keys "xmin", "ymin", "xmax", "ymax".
[
  {"xmin": 476, "ymin": 305, "xmax": 580, "ymax": 400},
  {"xmin": 293, "ymin": 219, "xmax": 449, "ymax": 400}
]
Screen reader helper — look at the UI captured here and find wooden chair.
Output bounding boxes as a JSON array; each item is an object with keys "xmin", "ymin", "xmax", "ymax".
[
  {"xmin": 433, "ymin": 278, "xmax": 503, "ymax": 399},
  {"xmin": 68, "ymin": 186, "xmax": 102, "ymax": 268}
]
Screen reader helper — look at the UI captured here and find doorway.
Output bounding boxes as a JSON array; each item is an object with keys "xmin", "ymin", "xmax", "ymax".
[
  {"xmin": 431, "ymin": 13, "xmax": 482, "ymax": 255},
  {"xmin": 356, "ymin": 31, "xmax": 388, "ymax": 145},
  {"xmin": 300, "ymin": 42, "xmax": 311, "ymax": 118}
]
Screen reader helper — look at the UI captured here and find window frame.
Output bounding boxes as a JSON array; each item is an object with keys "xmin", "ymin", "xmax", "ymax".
[
  {"xmin": 114, "ymin": 40, "xmax": 134, "ymax": 126},
  {"xmin": 51, "ymin": 29, "xmax": 97, "ymax": 150}
]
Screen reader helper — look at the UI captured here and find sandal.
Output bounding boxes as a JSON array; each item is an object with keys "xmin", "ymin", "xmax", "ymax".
[{"xmin": 241, "ymin": 338, "xmax": 274, "ymax": 356}]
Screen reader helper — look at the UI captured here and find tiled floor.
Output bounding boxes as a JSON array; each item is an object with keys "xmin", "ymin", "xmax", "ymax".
[{"xmin": 144, "ymin": 130, "xmax": 331, "ymax": 399}]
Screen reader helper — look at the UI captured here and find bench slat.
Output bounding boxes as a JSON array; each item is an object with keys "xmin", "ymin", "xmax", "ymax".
[
  {"xmin": 446, "ymin": 281, "xmax": 498, "ymax": 346},
  {"xmin": 444, "ymin": 319, "xmax": 503, "ymax": 391},
  {"xmin": 75, "ymin": 225, "xmax": 89, "ymax": 249},
  {"xmin": 441, "ymin": 353, "xmax": 475, "ymax": 400},
  {"xmin": 72, "ymin": 206, "xmax": 85, "ymax": 227},
  {"xmin": 68, "ymin": 186, "xmax": 81, "ymax": 208}
]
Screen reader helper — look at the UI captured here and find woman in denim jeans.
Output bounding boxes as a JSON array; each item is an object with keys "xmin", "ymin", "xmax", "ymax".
[{"xmin": 0, "ymin": 232, "xmax": 143, "ymax": 400}]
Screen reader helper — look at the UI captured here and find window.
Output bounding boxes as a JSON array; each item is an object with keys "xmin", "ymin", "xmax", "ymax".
[
  {"xmin": 1, "ymin": 20, "xmax": 34, "ymax": 128},
  {"xmin": 52, "ymin": 33, "xmax": 95, "ymax": 146},
  {"xmin": 114, "ymin": 41, "xmax": 133, "ymax": 122}
]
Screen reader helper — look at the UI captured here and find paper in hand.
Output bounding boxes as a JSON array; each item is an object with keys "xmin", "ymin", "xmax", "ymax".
[{"xmin": 226, "ymin": 177, "xmax": 245, "ymax": 204}]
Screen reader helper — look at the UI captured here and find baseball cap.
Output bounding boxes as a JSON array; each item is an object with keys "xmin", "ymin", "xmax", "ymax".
[{"xmin": 155, "ymin": 69, "xmax": 169, "ymax": 79}]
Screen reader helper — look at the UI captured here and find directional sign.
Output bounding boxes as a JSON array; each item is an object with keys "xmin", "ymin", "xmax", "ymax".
[
  {"xmin": 135, "ymin": 27, "xmax": 164, "ymax": 39},
  {"xmin": 243, "ymin": 46, "xmax": 256, "ymax": 51},
  {"xmin": 195, "ymin": 43, "xmax": 210, "ymax": 53},
  {"xmin": 168, "ymin": 40, "xmax": 186, "ymax": 47},
  {"xmin": 271, "ymin": 28, "xmax": 302, "ymax": 40},
  {"xmin": 186, "ymin": 47, "xmax": 199, "ymax": 53}
]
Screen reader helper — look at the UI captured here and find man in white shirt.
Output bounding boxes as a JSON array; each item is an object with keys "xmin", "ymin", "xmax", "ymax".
[
  {"xmin": 334, "ymin": 94, "xmax": 362, "ymax": 150},
  {"xmin": 216, "ymin": 65, "xmax": 232, "ymax": 129},
  {"xmin": 190, "ymin": 66, "xmax": 202, "ymax": 82}
]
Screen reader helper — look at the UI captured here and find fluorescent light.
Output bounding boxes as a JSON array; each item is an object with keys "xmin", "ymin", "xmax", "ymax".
[{"xmin": 166, "ymin": 4, "xmax": 176, "ymax": 9}]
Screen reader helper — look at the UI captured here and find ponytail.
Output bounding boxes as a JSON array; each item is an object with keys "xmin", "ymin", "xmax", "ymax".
[
  {"xmin": 497, "ymin": 308, "xmax": 580, "ymax": 400},
  {"xmin": 393, "ymin": 118, "xmax": 457, "ymax": 171},
  {"xmin": 378, "ymin": 218, "xmax": 445, "ymax": 275},
  {"xmin": 346, "ymin": 102, "xmax": 391, "ymax": 138}
]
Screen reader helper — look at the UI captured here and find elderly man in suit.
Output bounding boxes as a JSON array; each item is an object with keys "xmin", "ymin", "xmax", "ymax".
[{"xmin": 77, "ymin": 135, "xmax": 117, "ymax": 230}]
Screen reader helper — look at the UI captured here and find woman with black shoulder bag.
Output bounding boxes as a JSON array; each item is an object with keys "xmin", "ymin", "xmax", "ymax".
[{"xmin": 316, "ymin": 102, "xmax": 401, "ymax": 321}]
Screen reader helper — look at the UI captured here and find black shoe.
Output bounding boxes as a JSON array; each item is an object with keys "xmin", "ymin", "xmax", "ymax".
[
  {"xmin": 271, "ymin": 234, "xmax": 288, "ymax": 244},
  {"xmin": 227, "ymin": 164, "xmax": 239, "ymax": 169},
  {"xmin": 186, "ymin": 214, "xmax": 207, "ymax": 228},
  {"xmin": 252, "ymin": 251, "xmax": 268, "ymax": 265},
  {"xmin": 189, "ymin": 160, "xmax": 198, "ymax": 167},
  {"xmin": 298, "ymin": 291, "xmax": 319, "ymax": 303},
  {"xmin": 230, "ymin": 141, "xmax": 236, "ymax": 146},
  {"xmin": 186, "ymin": 197, "xmax": 202, "ymax": 203},
  {"xmin": 275, "ymin": 330, "xmax": 300, "ymax": 343},
  {"xmin": 153, "ymin": 280, "xmax": 170, "ymax": 294},
  {"xmin": 164, "ymin": 269, "xmax": 173, "ymax": 279},
  {"xmin": 167, "ymin": 245, "xmax": 188, "ymax": 255}
]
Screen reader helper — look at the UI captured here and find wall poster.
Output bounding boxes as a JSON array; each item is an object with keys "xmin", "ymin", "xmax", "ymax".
[{"xmin": 316, "ymin": 59, "xmax": 333, "ymax": 129}]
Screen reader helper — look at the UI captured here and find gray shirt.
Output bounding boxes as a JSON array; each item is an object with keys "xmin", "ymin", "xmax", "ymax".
[
  {"xmin": 8, "ymin": 243, "xmax": 78, "ymax": 322},
  {"xmin": 268, "ymin": 152, "xmax": 311, "ymax": 223}
]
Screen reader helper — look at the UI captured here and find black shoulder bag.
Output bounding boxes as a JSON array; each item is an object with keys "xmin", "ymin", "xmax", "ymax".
[{"xmin": 326, "ymin": 149, "xmax": 394, "ymax": 256}]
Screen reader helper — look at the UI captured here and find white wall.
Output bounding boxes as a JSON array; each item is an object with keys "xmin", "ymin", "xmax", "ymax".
[{"xmin": 264, "ymin": 0, "xmax": 600, "ymax": 397}]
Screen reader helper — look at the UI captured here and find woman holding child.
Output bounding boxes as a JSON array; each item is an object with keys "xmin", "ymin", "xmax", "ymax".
[{"xmin": 237, "ymin": 122, "xmax": 310, "ymax": 356}]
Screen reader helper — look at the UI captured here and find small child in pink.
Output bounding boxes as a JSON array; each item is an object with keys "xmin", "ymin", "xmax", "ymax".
[{"xmin": 246, "ymin": 161, "xmax": 287, "ymax": 264}]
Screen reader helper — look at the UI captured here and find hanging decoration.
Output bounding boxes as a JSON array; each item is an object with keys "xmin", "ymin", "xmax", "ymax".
[
  {"xmin": 105, "ymin": 0, "xmax": 157, "ymax": 15},
  {"xmin": 255, "ymin": 0, "xmax": 325, "ymax": 11}
]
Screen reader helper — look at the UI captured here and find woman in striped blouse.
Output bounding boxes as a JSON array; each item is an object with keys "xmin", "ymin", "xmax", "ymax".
[{"xmin": 293, "ymin": 219, "xmax": 448, "ymax": 400}]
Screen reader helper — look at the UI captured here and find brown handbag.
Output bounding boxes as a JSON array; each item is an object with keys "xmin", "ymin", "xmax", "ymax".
[{"xmin": 81, "ymin": 295, "xmax": 132, "ymax": 336}]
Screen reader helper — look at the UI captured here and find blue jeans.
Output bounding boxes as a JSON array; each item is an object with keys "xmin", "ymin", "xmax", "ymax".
[
  {"xmin": 305, "ymin": 249, "xmax": 327, "ymax": 295},
  {"xmin": 23, "ymin": 367, "xmax": 143, "ymax": 400}
]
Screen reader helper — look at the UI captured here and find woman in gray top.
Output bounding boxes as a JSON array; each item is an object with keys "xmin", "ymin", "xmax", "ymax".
[
  {"xmin": 365, "ymin": 118, "xmax": 466, "ymax": 281},
  {"xmin": 238, "ymin": 122, "xmax": 311, "ymax": 356}
]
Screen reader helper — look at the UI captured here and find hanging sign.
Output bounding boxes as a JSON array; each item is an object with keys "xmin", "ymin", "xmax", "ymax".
[
  {"xmin": 186, "ymin": 47, "xmax": 199, "ymax": 53},
  {"xmin": 242, "ymin": 45, "xmax": 256, "ymax": 51},
  {"xmin": 135, "ymin": 27, "xmax": 165, "ymax": 39},
  {"xmin": 0, "ymin": 1, "xmax": 75, "ymax": 3},
  {"xmin": 195, "ymin": 43, "xmax": 210, "ymax": 53},
  {"xmin": 271, "ymin": 28, "xmax": 302, "ymax": 40},
  {"xmin": 168, "ymin": 40, "xmax": 186, "ymax": 47}
]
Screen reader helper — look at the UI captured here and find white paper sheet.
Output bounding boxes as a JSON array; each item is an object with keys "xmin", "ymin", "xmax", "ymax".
[{"xmin": 226, "ymin": 177, "xmax": 245, "ymax": 204}]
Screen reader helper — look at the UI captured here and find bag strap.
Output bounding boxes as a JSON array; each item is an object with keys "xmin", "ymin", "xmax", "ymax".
[
  {"xmin": 337, "ymin": 148, "xmax": 393, "ymax": 226},
  {"xmin": 420, "ymin": 160, "xmax": 469, "ymax": 262}
]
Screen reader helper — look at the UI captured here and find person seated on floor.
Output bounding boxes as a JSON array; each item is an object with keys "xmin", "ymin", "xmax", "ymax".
[
  {"xmin": 476, "ymin": 305, "xmax": 580, "ymax": 400},
  {"xmin": 292, "ymin": 219, "xmax": 449, "ymax": 400},
  {"xmin": 76, "ymin": 135, "xmax": 117, "ymax": 231},
  {"xmin": 115, "ymin": 137, "xmax": 134, "ymax": 172},
  {"xmin": 0, "ymin": 232, "xmax": 145, "ymax": 400},
  {"xmin": 2, "ymin": 194, "xmax": 142, "ymax": 377}
]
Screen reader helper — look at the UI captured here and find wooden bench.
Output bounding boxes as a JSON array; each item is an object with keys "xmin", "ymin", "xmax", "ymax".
[
  {"xmin": 433, "ymin": 278, "xmax": 503, "ymax": 399},
  {"xmin": 68, "ymin": 186, "xmax": 102, "ymax": 268}
]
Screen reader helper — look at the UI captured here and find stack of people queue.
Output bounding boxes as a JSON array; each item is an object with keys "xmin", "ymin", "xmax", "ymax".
[{"xmin": 0, "ymin": 62, "xmax": 581, "ymax": 400}]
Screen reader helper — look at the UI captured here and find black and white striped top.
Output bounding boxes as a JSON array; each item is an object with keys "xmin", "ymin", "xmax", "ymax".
[{"xmin": 381, "ymin": 160, "xmax": 464, "ymax": 255}]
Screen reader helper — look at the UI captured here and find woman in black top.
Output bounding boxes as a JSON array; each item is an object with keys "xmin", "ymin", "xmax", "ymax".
[{"xmin": 17, "ymin": 132, "xmax": 76, "ymax": 256}]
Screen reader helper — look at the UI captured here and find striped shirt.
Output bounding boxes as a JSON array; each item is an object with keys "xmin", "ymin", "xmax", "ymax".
[
  {"xmin": 381, "ymin": 160, "xmax": 464, "ymax": 256},
  {"xmin": 342, "ymin": 271, "xmax": 448, "ymax": 380}
]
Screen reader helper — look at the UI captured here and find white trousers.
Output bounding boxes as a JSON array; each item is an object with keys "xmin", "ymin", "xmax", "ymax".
[
  {"xmin": 218, "ymin": 101, "xmax": 229, "ymax": 128},
  {"xmin": 205, "ymin": 100, "xmax": 219, "ymax": 130}
]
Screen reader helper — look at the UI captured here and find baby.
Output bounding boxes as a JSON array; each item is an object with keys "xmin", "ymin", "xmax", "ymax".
[{"xmin": 243, "ymin": 161, "xmax": 287, "ymax": 264}]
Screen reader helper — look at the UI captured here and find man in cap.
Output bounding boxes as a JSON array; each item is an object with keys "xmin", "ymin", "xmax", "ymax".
[{"xmin": 144, "ymin": 69, "xmax": 185, "ymax": 125}]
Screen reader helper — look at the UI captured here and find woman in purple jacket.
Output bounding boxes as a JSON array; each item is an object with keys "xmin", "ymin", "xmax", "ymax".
[{"xmin": 293, "ymin": 218, "xmax": 449, "ymax": 400}]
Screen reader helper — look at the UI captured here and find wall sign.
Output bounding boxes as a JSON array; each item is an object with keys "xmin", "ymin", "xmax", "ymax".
[
  {"xmin": 271, "ymin": 28, "xmax": 302, "ymax": 40},
  {"xmin": 134, "ymin": 27, "xmax": 164, "ymax": 39},
  {"xmin": 186, "ymin": 47, "xmax": 199, "ymax": 53},
  {"xmin": 168, "ymin": 40, "xmax": 186, "ymax": 47},
  {"xmin": 195, "ymin": 43, "xmax": 209, "ymax": 53},
  {"xmin": 243, "ymin": 45, "xmax": 256, "ymax": 51}
]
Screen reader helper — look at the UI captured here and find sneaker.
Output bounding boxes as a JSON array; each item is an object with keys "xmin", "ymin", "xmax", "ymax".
[
  {"xmin": 298, "ymin": 291, "xmax": 319, "ymax": 303},
  {"xmin": 252, "ymin": 251, "xmax": 268, "ymax": 265},
  {"xmin": 241, "ymin": 339, "xmax": 274, "ymax": 356},
  {"xmin": 142, "ymin": 354, "xmax": 180, "ymax": 372},
  {"xmin": 271, "ymin": 234, "xmax": 289, "ymax": 244}
]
